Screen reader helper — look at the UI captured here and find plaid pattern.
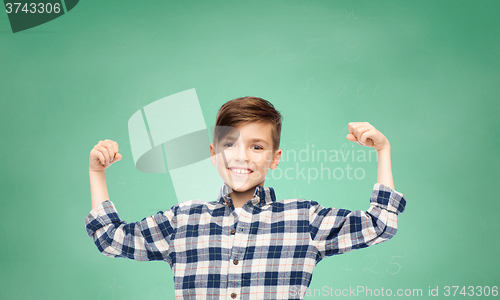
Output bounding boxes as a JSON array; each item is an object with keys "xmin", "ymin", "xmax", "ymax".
[{"xmin": 85, "ymin": 183, "xmax": 406, "ymax": 299}]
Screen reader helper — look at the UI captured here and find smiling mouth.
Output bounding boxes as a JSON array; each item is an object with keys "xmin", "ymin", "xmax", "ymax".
[{"xmin": 227, "ymin": 167, "xmax": 254, "ymax": 175}]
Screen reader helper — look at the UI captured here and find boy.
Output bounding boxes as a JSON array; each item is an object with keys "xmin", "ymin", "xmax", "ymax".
[{"xmin": 85, "ymin": 97, "xmax": 406, "ymax": 299}]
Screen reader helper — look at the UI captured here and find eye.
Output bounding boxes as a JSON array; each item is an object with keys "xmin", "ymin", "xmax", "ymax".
[
  {"xmin": 252, "ymin": 145, "xmax": 264, "ymax": 150},
  {"xmin": 224, "ymin": 143, "xmax": 234, "ymax": 147}
]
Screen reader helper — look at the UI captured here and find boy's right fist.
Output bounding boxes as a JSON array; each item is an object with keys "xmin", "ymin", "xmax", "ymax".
[{"xmin": 89, "ymin": 139, "xmax": 122, "ymax": 172}]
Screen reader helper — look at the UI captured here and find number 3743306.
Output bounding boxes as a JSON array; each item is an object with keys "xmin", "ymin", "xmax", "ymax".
[
  {"xmin": 5, "ymin": 3, "xmax": 61, "ymax": 14},
  {"xmin": 443, "ymin": 286, "xmax": 498, "ymax": 297}
]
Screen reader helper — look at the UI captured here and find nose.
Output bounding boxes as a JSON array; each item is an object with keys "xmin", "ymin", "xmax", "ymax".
[{"xmin": 235, "ymin": 145, "xmax": 249, "ymax": 162}]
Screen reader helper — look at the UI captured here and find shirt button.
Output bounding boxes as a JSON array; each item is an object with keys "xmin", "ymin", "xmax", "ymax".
[
  {"xmin": 233, "ymin": 259, "xmax": 238, "ymax": 265},
  {"xmin": 230, "ymin": 229, "xmax": 236, "ymax": 235},
  {"xmin": 231, "ymin": 293, "xmax": 237, "ymax": 299}
]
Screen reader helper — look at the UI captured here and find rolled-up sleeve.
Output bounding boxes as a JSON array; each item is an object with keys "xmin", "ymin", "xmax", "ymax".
[
  {"xmin": 309, "ymin": 183, "xmax": 406, "ymax": 259},
  {"xmin": 84, "ymin": 200, "xmax": 177, "ymax": 264}
]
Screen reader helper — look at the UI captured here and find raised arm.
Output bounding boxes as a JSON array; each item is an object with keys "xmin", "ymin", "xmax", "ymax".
[
  {"xmin": 308, "ymin": 122, "xmax": 405, "ymax": 259},
  {"xmin": 85, "ymin": 139, "xmax": 175, "ymax": 262}
]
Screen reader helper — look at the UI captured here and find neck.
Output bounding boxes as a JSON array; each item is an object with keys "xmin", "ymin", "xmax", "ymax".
[{"xmin": 229, "ymin": 189, "xmax": 256, "ymax": 208}]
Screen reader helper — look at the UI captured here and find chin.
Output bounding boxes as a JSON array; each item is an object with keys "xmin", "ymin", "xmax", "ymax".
[
  {"xmin": 227, "ymin": 182, "xmax": 258, "ymax": 193},
  {"xmin": 230, "ymin": 184, "xmax": 252, "ymax": 192}
]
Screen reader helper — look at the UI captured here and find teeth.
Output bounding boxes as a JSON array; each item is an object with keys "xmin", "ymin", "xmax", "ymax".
[{"xmin": 231, "ymin": 168, "xmax": 251, "ymax": 174}]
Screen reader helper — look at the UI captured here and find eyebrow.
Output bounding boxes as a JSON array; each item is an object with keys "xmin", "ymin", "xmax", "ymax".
[
  {"xmin": 222, "ymin": 138, "xmax": 270, "ymax": 145},
  {"xmin": 249, "ymin": 138, "xmax": 270, "ymax": 145}
]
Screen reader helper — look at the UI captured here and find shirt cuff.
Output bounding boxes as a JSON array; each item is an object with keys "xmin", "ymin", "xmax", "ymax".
[
  {"xmin": 370, "ymin": 183, "xmax": 407, "ymax": 214},
  {"xmin": 84, "ymin": 200, "xmax": 123, "ymax": 237}
]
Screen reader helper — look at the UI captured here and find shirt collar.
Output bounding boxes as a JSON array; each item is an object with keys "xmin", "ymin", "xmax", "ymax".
[{"xmin": 217, "ymin": 183, "xmax": 276, "ymax": 207}]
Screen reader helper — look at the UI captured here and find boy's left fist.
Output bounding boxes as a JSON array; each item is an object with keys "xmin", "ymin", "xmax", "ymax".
[{"xmin": 346, "ymin": 122, "xmax": 390, "ymax": 151}]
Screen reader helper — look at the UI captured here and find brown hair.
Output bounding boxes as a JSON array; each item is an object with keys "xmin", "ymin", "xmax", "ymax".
[{"xmin": 213, "ymin": 96, "xmax": 282, "ymax": 152}]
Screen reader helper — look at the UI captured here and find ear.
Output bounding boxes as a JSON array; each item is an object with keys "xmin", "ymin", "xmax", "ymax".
[
  {"xmin": 269, "ymin": 149, "xmax": 282, "ymax": 170},
  {"xmin": 209, "ymin": 143, "xmax": 217, "ymax": 166}
]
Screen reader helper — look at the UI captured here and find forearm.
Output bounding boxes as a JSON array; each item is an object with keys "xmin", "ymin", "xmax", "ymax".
[
  {"xmin": 89, "ymin": 170, "xmax": 110, "ymax": 210},
  {"xmin": 376, "ymin": 147, "xmax": 394, "ymax": 190}
]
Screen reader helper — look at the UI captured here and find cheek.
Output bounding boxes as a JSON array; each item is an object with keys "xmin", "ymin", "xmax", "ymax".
[
  {"xmin": 260, "ymin": 153, "xmax": 273, "ymax": 165},
  {"xmin": 220, "ymin": 148, "xmax": 237, "ymax": 161},
  {"xmin": 215, "ymin": 155, "xmax": 226, "ymax": 170},
  {"xmin": 251, "ymin": 152, "xmax": 272, "ymax": 164}
]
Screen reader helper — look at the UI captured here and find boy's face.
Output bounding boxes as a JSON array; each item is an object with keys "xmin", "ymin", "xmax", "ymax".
[{"xmin": 210, "ymin": 122, "xmax": 281, "ymax": 194}]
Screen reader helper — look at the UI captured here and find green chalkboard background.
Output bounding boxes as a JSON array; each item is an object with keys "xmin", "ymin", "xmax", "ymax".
[{"xmin": 1, "ymin": 0, "xmax": 499, "ymax": 299}]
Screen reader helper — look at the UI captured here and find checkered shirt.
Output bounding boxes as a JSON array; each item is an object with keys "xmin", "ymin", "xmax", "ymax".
[{"xmin": 85, "ymin": 183, "xmax": 406, "ymax": 299}]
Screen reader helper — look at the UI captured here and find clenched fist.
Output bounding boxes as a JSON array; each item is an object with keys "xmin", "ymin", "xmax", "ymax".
[
  {"xmin": 346, "ymin": 122, "xmax": 390, "ymax": 151},
  {"xmin": 89, "ymin": 139, "xmax": 123, "ymax": 172}
]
